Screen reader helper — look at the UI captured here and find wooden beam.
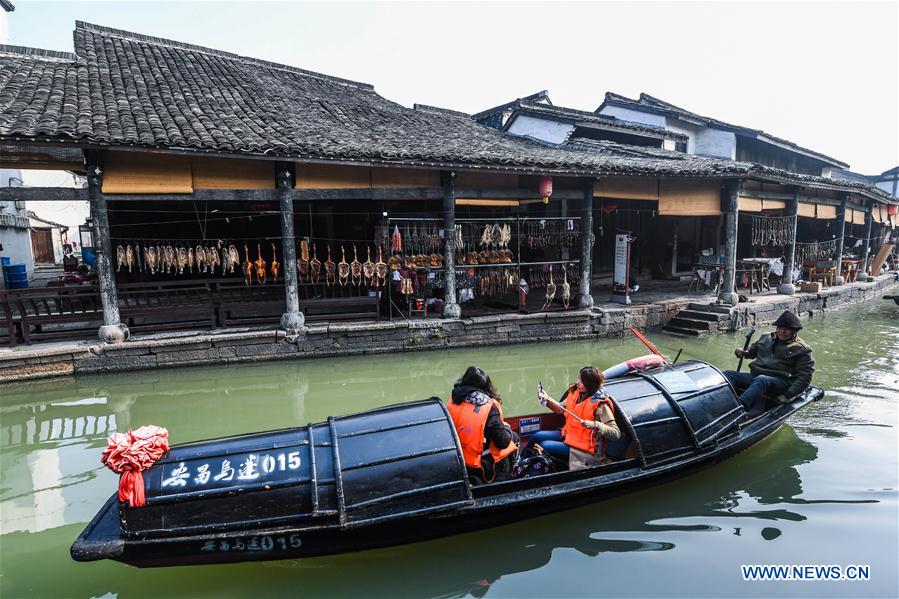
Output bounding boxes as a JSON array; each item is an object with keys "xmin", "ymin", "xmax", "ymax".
[
  {"xmin": 456, "ymin": 199, "xmax": 520, "ymax": 207},
  {"xmin": 455, "ymin": 188, "xmax": 584, "ymax": 200},
  {"xmin": 0, "ymin": 187, "xmax": 89, "ymax": 202}
]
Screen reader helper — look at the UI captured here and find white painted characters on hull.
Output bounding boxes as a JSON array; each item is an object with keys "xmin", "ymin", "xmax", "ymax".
[
  {"xmin": 200, "ymin": 534, "xmax": 302, "ymax": 554},
  {"xmin": 159, "ymin": 450, "xmax": 302, "ymax": 491}
]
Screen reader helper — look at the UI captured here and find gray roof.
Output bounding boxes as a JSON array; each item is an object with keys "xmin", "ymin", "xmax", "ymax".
[
  {"xmin": 0, "ymin": 22, "xmax": 892, "ymax": 205},
  {"xmin": 599, "ymin": 92, "xmax": 850, "ymax": 169},
  {"xmin": 475, "ymin": 94, "xmax": 687, "ymax": 141}
]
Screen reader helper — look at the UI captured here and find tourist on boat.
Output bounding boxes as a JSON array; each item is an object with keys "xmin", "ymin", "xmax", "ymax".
[
  {"xmin": 526, "ymin": 367, "xmax": 621, "ymax": 470},
  {"xmin": 723, "ymin": 310, "xmax": 815, "ymax": 417},
  {"xmin": 448, "ymin": 366, "xmax": 519, "ymax": 483}
]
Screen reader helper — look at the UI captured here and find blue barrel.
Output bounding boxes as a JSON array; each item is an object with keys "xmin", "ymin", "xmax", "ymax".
[
  {"xmin": 3, "ymin": 264, "xmax": 28, "ymax": 289},
  {"xmin": 0, "ymin": 257, "xmax": 10, "ymax": 266}
]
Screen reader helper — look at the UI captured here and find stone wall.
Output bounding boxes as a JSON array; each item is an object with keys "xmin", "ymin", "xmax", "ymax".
[{"xmin": 1, "ymin": 275, "xmax": 896, "ymax": 385}]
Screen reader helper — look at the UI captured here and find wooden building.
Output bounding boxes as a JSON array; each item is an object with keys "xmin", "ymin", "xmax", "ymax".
[{"xmin": 0, "ymin": 22, "xmax": 895, "ymax": 344}]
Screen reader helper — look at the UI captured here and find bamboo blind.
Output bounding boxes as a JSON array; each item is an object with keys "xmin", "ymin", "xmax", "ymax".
[
  {"xmin": 738, "ymin": 197, "xmax": 763, "ymax": 212},
  {"xmin": 593, "ymin": 177, "xmax": 659, "ymax": 201},
  {"xmin": 873, "ymin": 205, "xmax": 885, "ymax": 223},
  {"xmin": 816, "ymin": 204, "xmax": 837, "ymax": 220},
  {"xmin": 371, "ymin": 167, "xmax": 440, "ymax": 188},
  {"xmin": 850, "ymin": 209, "xmax": 866, "ymax": 225},
  {"xmin": 798, "ymin": 202, "xmax": 817, "ymax": 218},
  {"xmin": 658, "ymin": 179, "xmax": 721, "ymax": 216},
  {"xmin": 191, "ymin": 157, "xmax": 274, "ymax": 189},
  {"xmin": 762, "ymin": 199, "xmax": 786, "ymax": 210},
  {"xmin": 102, "ymin": 152, "xmax": 193, "ymax": 194},
  {"xmin": 296, "ymin": 163, "xmax": 371, "ymax": 189}
]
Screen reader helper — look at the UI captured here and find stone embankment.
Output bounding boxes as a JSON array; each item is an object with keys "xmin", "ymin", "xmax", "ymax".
[{"xmin": 1, "ymin": 275, "xmax": 896, "ymax": 384}]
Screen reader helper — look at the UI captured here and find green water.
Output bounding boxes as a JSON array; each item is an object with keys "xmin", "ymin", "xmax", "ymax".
[{"xmin": 1, "ymin": 296, "xmax": 897, "ymax": 598}]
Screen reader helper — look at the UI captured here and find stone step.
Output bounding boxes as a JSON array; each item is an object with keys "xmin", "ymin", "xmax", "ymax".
[
  {"xmin": 688, "ymin": 302, "xmax": 733, "ymax": 315},
  {"xmin": 677, "ymin": 309, "xmax": 728, "ymax": 323},
  {"xmin": 662, "ymin": 324, "xmax": 707, "ymax": 337},
  {"xmin": 667, "ymin": 316, "xmax": 716, "ymax": 331}
]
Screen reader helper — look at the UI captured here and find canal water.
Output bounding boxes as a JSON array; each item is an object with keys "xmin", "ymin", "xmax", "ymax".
[{"xmin": 1, "ymin": 297, "xmax": 897, "ymax": 598}]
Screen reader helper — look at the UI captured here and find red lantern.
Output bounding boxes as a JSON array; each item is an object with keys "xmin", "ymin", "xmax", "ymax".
[
  {"xmin": 888, "ymin": 204, "xmax": 898, "ymax": 216},
  {"xmin": 539, "ymin": 176, "xmax": 553, "ymax": 204}
]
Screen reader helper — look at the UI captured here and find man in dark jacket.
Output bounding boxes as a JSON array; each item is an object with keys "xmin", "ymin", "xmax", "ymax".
[{"xmin": 723, "ymin": 310, "xmax": 815, "ymax": 417}]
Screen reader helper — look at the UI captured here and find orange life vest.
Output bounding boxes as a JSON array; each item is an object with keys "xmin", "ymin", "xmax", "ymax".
[
  {"xmin": 447, "ymin": 397, "xmax": 518, "ymax": 470},
  {"xmin": 560, "ymin": 386, "xmax": 615, "ymax": 455}
]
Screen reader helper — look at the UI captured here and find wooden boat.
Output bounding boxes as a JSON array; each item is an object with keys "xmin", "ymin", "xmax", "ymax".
[{"xmin": 71, "ymin": 360, "xmax": 823, "ymax": 568}]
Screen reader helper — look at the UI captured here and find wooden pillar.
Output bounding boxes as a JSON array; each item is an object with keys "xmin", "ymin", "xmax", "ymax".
[
  {"xmin": 277, "ymin": 163, "xmax": 305, "ymax": 334},
  {"xmin": 718, "ymin": 179, "xmax": 740, "ymax": 306},
  {"xmin": 778, "ymin": 190, "xmax": 800, "ymax": 295},
  {"xmin": 670, "ymin": 218, "xmax": 679, "ymax": 278},
  {"xmin": 833, "ymin": 193, "xmax": 848, "ymax": 285},
  {"xmin": 442, "ymin": 172, "xmax": 461, "ymax": 318},
  {"xmin": 578, "ymin": 179, "xmax": 594, "ymax": 309},
  {"xmin": 85, "ymin": 151, "xmax": 128, "ymax": 343},
  {"xmin": 858, "ymin": 206, "xmax": 874, "ymax": 281}
]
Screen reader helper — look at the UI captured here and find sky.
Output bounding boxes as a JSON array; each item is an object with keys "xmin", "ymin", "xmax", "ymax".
[{"xmin": 5, "ymin": 0, "xmax": 899, "ymax": 184}]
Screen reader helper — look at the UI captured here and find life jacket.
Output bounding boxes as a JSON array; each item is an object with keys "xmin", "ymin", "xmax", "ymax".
[
  {"xmin": 560, "ymin": 385, "xmax": 615, "ymax": 455},
  {"xmin": 447, "ymin": 396, "xmax": 518, "ymax": 471}
]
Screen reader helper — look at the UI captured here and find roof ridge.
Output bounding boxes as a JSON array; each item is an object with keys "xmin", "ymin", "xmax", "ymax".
[
  {"xmin": 74, "ymin": 21, "xmax": 375, "ymax": 90},
  {"xmin": 0, "ymin": 44, "xmax": 76, "ymax": 61},
  {"xmin": 413, "ymin": 104, "xmax": 471, "ymax": 118}
]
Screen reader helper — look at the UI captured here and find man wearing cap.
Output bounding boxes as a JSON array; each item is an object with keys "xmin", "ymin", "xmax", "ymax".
[{"xmin": 723, "ymin": 310, "xmax": 815, "ymax": 417}]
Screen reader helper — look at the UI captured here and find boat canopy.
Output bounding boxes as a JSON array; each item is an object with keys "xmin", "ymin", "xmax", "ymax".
[
  {"xmin": 604, "ymin": 361, "xmax": 744, "ymax": 465},
  {"xmin": 122, "ymin": 399, "xmax": 473, "ymax": 538}
]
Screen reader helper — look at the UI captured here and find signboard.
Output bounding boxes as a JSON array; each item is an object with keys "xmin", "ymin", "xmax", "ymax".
[
  {"xmin": 653, "ymin": 370, "xmax": 701, "ymax": 394},
  {"xmin": 611, "ymin": 234, "xmax": 631, "ymax": 305}
]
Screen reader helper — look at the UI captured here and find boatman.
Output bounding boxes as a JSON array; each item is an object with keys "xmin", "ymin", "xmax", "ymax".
[{"xmin": 723, "ymin": 310, "xmax": 815, "ymax": 417}]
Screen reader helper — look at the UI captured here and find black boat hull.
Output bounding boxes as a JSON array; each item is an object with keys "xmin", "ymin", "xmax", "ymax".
[{"xmin": 73, "ymin": 386, "xmax": 822, "ymax": 567}]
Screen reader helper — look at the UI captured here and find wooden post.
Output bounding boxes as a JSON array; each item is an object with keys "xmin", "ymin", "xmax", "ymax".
[
  {"xmin": 833, "ymin": 193, "xmax": 848, "ymax": 286},
  {"xmin": 85, "ymin": 151, "xmax": 128, "ymax": 343},
  {"xmin": 442, "ymin": 172, "xmax": 461, "ymax": 318},
  {"xmin": 858, "ymin": 206, "xmax": 874, "ymax": 281},
  {"xmin": 670, "ymin": 218, "xmax": 679, "ymax": 278},
  {"xmin": 277, "ymin": 163, "xmax": 305, "ymax": 334},
  {"xmin": 718, "ymin": 179, "xmax": 740, "ymax": 306},
  {"xmin": 578, "ymin": 179, "xmax": 594, "ymax": 309},
  {"xmin": 778, "ymin": 189, "xmax": 800, "ymax": 295}
]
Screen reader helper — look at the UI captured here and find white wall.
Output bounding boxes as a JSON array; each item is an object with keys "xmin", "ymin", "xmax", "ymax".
[
  {"xmin": 597, "ymin": 105, "xmax": 666, "ymax": 128},
  {"xmin": 1, "ymin": 168, "xmax": 36, "ymax": 286},
  {"xmin": 506, "ymin": 114, "xmax": 575, "ymax": 145},
  {"xmin": 1, "ymin": 10, "xmax": 8, "ymax": 44},
  {"xmin": 695, "ymin": 127, "xmax": 736, "ymax": 159}
]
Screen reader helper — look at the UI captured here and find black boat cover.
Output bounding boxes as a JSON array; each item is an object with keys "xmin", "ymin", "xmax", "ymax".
[
  {"xmin": 122, "ymin": 399, "xmax": 472, "ymax": 537},
  {"xmin": 604, "ymin": 361, "xmax": 744, "ymax": 464}
]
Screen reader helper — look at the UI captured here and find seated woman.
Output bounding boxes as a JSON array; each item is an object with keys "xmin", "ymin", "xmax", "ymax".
[
  {"xmin": 525, "ymin": 367, "xmax": 621, "ymax": 470},
  {"xmin": 448, "ymin": 366, "xmax": 519, "ymax": 484}
]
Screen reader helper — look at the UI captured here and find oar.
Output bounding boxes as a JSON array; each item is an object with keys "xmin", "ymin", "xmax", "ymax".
[
  {"xmin": 736, "ymin": 327, "xmax": 756, "ymax": 372},
  {"xmin": 629, "ymin": 327, "xmax": 669, "ymax": 364}
]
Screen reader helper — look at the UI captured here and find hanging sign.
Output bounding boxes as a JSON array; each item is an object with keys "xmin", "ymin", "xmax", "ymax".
[{"xmin": 611, "ymin": 234, "xmax": 631, "ymax": 305}]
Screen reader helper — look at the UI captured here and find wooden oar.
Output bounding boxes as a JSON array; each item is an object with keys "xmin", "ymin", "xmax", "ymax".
[
  {"xmin": 736, "ymin": 327, "xmax": 756, "ymax": 372},
  {"xmin": 628, "ymin": 327, "xmax": 669, "ymax": 364}
]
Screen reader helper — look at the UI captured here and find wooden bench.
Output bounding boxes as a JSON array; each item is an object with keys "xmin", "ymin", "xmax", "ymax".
[
  {"xmin": 300, "ymin": 295, "xmax": 380, "ymax": 322},
  {"xmin": 9, "ymin": 287, "xmax": 104, "ymax": 345},
  {"xmin": 119, "ymin": 285, "xmax": 216, "ymax": 332},
  {"xmin": 217, "ymin": 283, "xmax": 285, "ymax": 327},
  {"xmin": 1, "ymin": 291, "xmax": 20, "ymax": 345}
]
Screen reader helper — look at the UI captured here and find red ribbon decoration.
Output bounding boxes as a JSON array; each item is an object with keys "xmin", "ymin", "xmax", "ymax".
[{"xmin": 101, "ymin": 425, "xmax": 169, "ymax": 508}]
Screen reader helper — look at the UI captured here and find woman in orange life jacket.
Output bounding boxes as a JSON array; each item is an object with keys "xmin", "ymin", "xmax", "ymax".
[
  {"xmin": 447, "ymin": 366, "xmax": 519, "ymax": 484},
  {"xmin": 523, "ymin": 366, "xmax": 621, "ymax": 470}
]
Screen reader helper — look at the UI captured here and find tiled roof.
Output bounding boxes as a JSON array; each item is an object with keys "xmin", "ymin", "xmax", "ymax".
[
  {"xmin": 566, "ymin": 137, "xmax": 895, "ymax": 203},
  {"xmin": 0, "ymin": 22, "xmax": 891, "ymax": 204},
  {"xmin": 599, "ymin": 92, "xmax": 850, "ymax": 168}
]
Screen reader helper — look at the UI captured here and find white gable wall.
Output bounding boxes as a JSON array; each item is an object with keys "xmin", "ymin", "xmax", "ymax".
[{"xmin": 506, "ymin": 115, "xmax": 575, "ymax": 145}]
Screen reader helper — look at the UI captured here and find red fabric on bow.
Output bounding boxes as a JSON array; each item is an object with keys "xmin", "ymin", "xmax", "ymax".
[{"xmin": 101, "ymin": 425, "xmax": 170, "ymax": 508}]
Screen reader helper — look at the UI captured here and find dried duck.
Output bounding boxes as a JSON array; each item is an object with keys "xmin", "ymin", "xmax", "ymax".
[
  {"xmin": 207, "ymin": 245, "xmax": 221, "ymax": 273},
  {"xmin": 350, "ymin": 245, "xmax": 362, "ymax": 286},
  {"xmin": 338, "ymin": 245, "xmax": 350, "ymax": 287},
  {"xmin": 270, "ymin": 243, "xmax": 280, "ymax": 282},
  {"xmin": 195, "ymin": 245, "xmax": 208, "ymax": 274},
  {"xmin": 324, "ymin": 245, "xmax": 336, "ymax": 287},
  {"xmin": 542, "ymin": 266, "xmax": 556, "ymax": 311},
  {"xmin": 125, "ymin": 244, "xmax": 135, "ymax": 273},
  {"xmin": 243, "ymin": 243, "xmax": 253, "ymax": 286},
  {"xmin": 375, "ymin": 246, "xmax": 388, "ymax": 287},
  {"xmin": 187, "ymin": 247, "xmax": 195, "ymax": 274},
  {"xmin": 163, "ymin": 246, "xmax": 175, "ymax": 274},
  {"xmin": 310, "ymin": 243, "xmax": 321, "ymax": 284},
  {"xmin": 297, "ymin": 240, "xmax": 310, "ymax": 283},
  {"xmin": 561, "ymin": 267, "xmax": 571, "ymax": 309},
  {"xmin": 175, "ymin": 246, "xmax": 188, "ymax": 275},
  {"xmin": 116, "ymin": 245, "xmax": 126, "ymax": 272},
  {"xmin": 225, "ymin": 244, "xmax": 240, "ymax": 275},
  {"xmin": 254, "ymin": 243, "xmax": 267, "ymax": 285},
  {"xmin": 146, "ymin": 246, "xmax": 158, "ymax": 275},
  {"xmin": 362, "ymin": 246, "xmax": 375, "ymax": 286}
]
